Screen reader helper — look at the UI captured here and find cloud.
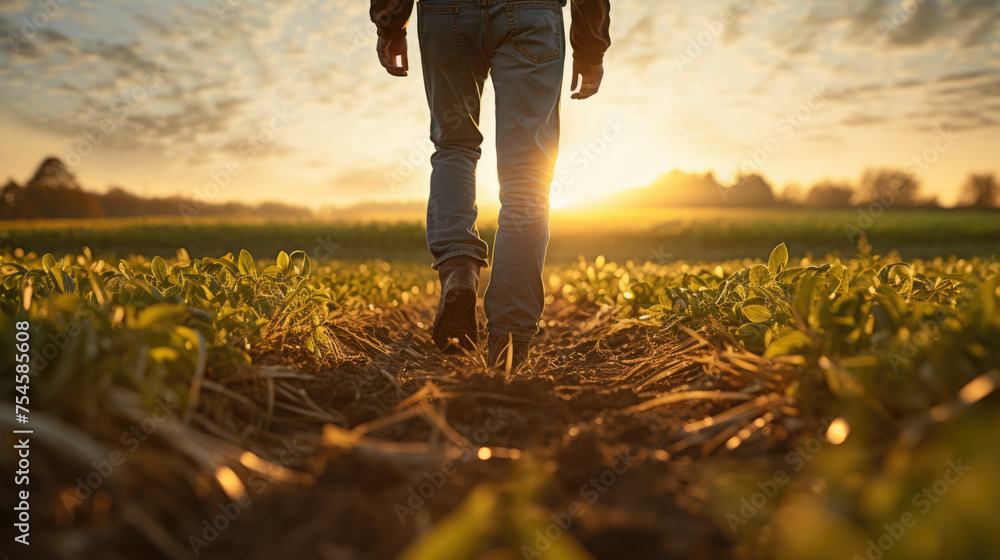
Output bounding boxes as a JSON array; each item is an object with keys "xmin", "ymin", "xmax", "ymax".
[
  {"xmin": 0, "ymin": 0, "xmax": 367, "ymax": 166},
  {"xmin": 0, "ymin": 14, "xmax": 73, "ymax": 58},
  {"xmin": 842, "ymin": 112, "xmax": 889, "ymax": 127},
  {"xmin": 804, "ymin": 0, "xmax": 999, "ymax": 50}
]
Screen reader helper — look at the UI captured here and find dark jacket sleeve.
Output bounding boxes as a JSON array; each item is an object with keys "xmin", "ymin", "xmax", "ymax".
[
  {"xmin": 370, "ymin": 0, "xmax": 414, "ymax": 40},
  {"xmin": 570, "ymin": 0, "xmax": 611, "ymax": 64}
]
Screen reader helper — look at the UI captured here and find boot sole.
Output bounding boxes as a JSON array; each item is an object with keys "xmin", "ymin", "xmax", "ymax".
[{"xmin": 432, "ymin": 285, "xmax": 478, "ymax": 352}]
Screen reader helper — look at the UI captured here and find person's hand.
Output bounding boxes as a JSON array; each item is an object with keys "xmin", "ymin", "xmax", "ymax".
[
  {"xmin": 377, "ymin": 36, "xmax": 408, "ymax": 77},
  {"xmin": 570, "ymin": 59, "xmax": 603, "ymax": 100}
]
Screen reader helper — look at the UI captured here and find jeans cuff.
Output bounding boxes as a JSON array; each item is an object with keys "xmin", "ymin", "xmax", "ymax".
[{"xmin": 433, "ymin": 249, "xmax": 489, "ymax": 270}]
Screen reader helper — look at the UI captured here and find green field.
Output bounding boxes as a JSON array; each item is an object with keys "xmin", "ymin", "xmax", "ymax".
[
  {"xmin": 1, "ymin": 212, "xmax": 999, "ymax": 559},
  {"xmin": 2, "ymin": 208, "xmax": 998, "ymax": 262}
]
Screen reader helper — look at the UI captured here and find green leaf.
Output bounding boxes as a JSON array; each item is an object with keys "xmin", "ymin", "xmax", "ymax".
[
  {"xmin": 875, "ymin": 284, "xmax": 907, "ymax": 328},
  {"xmin": 210, "ymin": 257, "xmax": 239, "ymax": 277},
  {"xmin": 128, "ymin": 278, "xmax": 165, "ymax": 302},
  {"xmin": 261, "ymin": 266, "xmax": 283, "ymax": 278},
  {"xmin": 733, "ymin": 284, "xmax": 747, "ymax": 300},
  {"xmin": 742, "ymin": 304, "xmax": 772, "ymax": 323},
  {"xmin": 277, "ymin": 250, "xmax": 290, "ymax": 272},
  {"xmin": 148, "ymin": 346, "xmax": 180, "ymax": 362},
  {"xmin": 238, "ymin": 249, "xmax": 257, "ymax": 279},
  {"xmin": 57, "ymin": 270, "xmax": 75, "ymax": 294},
  {"xmin": 877, "ymin": 262, "xmax": 909, "ymax": 285},
  {"xmin": 0, "ymin": 262, "xmax": 27, "ymax": 276},
  {"xmin": 749, "ymin": 264, "xmax": 770, "ymax": 286},
  {"xmin": 288, "ymin": 250, "xmax": 313, "ymax": 277},
  {"xmin": 736, "ymin": 322, "xmax": 766, "ymax": 353},
  {"xmin": 87, "ymin": 269, "xmax": 110, "ymax": 306},
  {"xmin": 135, "ymin": 303, "xmax": 188, "ymax": 329},
  {"xmin": 397, "ymin": 484, "xmax": 497, "ymax": 560},
  {"xmin": 776, "ymin": 267, "xmax": 808, "ymax": 284},
  {"xmin": 685, "ymin": 274, "xmax": 708, "ymax": 291},
  {"xmin": 42, "ymin": 253, "xmax": 57, "ymax": 274},
  {"xmin": 118, "ymin": 259, "xmax": 135, "ymax": 279},
  {"xmin": 768, "ymin": 242, "xmax": 788, "ymax": 275},
  {"xmin": 300, "ymin": 252, "xmax": 312, "ymax": 277},
  {"xmin": 794, "ymin": 271, "xmax": 819, "ymax": 325},
  {"xmin": 763, "ymin": 330, "xmax": 815, "ymax": 357},
  {"xmin": 151, "ymin": 256, "xmax": 168, "ymax": 282},
  {"xmin": 314, "ymin": 325, "xmax": 332, "ymax": 347}
]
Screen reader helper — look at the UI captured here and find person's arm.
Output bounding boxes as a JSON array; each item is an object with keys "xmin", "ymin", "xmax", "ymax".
[
  {"xmin": 370, "ymin": 0, "xmax": 414, "ymax": 41},
  {"xmin": 569, "ymin": 0, "xmax": 611, "ymax": 100},
  {"xmin": 570, "ymin": 0, "xmax": 611, "ymax": 65},
  {"xmin": 370, "ymin": 0, "xmax": 413, "ymax": 76}
]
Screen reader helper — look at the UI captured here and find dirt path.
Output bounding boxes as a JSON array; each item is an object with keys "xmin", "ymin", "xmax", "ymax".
[
  {"xmin": 176, "ymin": 296, "xmax": 805, "ymax": 560},
  {"xmin": 31, "ymin": 297, "xmax": 805, "ymax": 560}
]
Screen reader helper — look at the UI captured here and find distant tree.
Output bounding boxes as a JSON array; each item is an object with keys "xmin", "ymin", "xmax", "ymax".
[
  {"xmin": 102, "ymin": 186, "xmax": 147, "ymax": 216},
  {"xmin": 614, "ymin": 169, "xmax": 726, "ymax": 207},
  {"xmin": 803, "ymin": 180, "xmax": 855, "ymax": 208},
  {"xmin": 1, "ymin": 180, "xmax": 43, "ymax": 219},
  {"xmin": 26, "ymin": 157, "xmax": 81, "ymax": 190},
  {"xmin": 11, "ymin": 158, "xmax": 105, "ymax": 218},
  {"xmin": 257, "ymin": 201, "xmax": 313, "ymax": 218},
  {"xmin": 29, "ymin": 187, "xmax": 105, "ymax": 218},
  {"xmin": 778, "ymin": 183, "xmax": 803, "ymax": 205},
  {"xmin": 860, "ymin": 168, "xmax": 921, "ymax": 207},
  {"xmin": 726, "ymin": 173, "xmax": 776, "ymax": 207},
  {"xmin": 959, "ymin": 173, "xmax": 998, "ymax": 209}
]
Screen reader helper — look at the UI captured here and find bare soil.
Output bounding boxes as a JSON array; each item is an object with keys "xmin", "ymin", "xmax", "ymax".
[{"xmin": 23, "ymin": 297, "xmax": 811, "ymax": 560}]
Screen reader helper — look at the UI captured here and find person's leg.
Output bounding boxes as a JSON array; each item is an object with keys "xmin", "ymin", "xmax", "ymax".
[
  {"xmin": 417, "ymin": 0, "xmax": 492, "ymax": 269},
  {"xmin": 418, "ymin": 0, "xmax": 493, "ymax": 350},
  {"xmin": 484, "ymin": 0, "xmax": 565, "ymax": 345}
]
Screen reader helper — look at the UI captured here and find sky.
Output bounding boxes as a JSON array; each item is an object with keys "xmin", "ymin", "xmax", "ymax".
[{"xmin": 1, "ymin": 0, "xmax": 998, "ymax": 209}]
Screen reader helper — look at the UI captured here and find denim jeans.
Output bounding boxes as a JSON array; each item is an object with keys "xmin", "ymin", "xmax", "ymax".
[{"xmin": 417, "ymin": 0, "xmax": 565, "ymax": 342}]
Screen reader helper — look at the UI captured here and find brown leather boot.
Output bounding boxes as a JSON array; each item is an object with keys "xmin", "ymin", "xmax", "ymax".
[
  {"xmin": 432, "ymin": 256, "xmax": 481, "ymax": 351},
  {"xmin": 487, "ymin": 333, "xmax": 531, "ymax": 373}
]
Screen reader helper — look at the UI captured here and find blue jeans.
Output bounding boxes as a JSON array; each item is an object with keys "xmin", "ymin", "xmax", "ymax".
[{"xmin": 417, "ymin": 0, "xmax": 565, "ymax": 342}]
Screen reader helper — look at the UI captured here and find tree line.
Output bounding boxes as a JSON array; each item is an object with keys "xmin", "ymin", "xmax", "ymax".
[
  {"xmin": 615, "ymin": 168, "xmax": 998, "ymax": 210},
  {"xmin": 1, "ymin": 158, "xmax": 311, "ymax": 221},
  {"xmin": 2, "ymin": 157, "xmax": 997, "ymax": 221}
]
